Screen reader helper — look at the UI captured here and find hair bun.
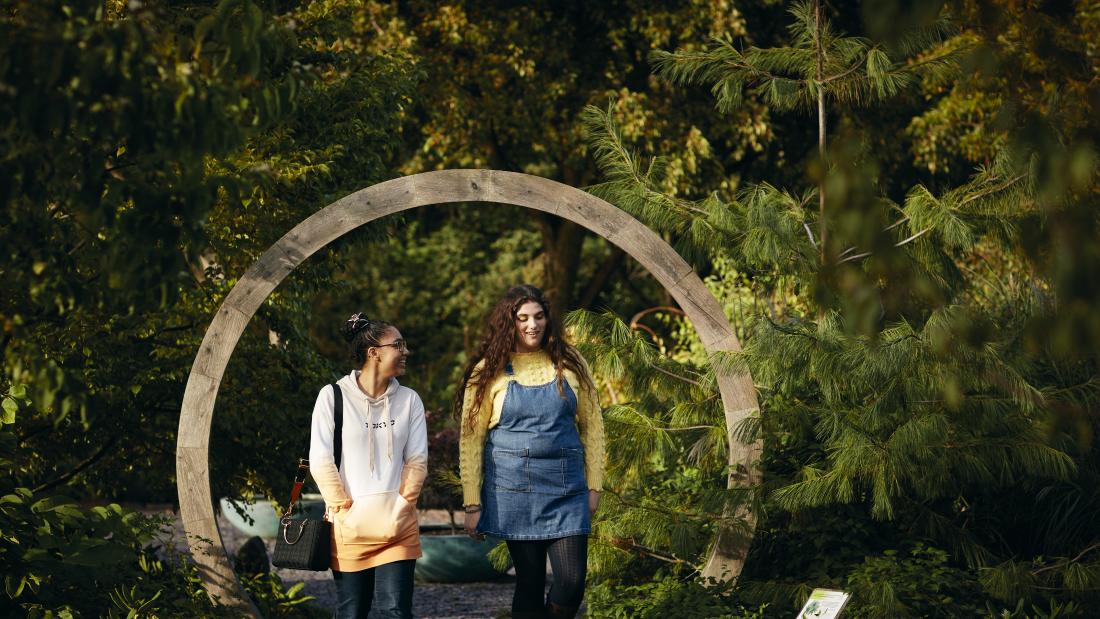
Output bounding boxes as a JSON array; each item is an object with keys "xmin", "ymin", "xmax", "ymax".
[{"xmin": 340, "ymin": 312, "xmax": 372, "ymax": 342}]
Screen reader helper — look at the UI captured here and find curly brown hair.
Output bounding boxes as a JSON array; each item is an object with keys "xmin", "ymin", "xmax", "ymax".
[{"xmin": 454, "ymin": 284, "xmax": 594, "ymax": 431}]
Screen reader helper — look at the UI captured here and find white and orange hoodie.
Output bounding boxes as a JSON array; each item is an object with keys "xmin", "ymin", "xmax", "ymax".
[{"xmin": 309, "ymin": 372, "xmax": 428, "ymax": 572}]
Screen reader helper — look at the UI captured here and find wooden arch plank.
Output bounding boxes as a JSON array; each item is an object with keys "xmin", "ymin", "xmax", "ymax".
[{"xmin": 177, "ymin": 169, "xmax": 761, "ymax": 613}]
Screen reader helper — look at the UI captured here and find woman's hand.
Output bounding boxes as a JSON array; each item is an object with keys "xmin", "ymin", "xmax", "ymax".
[
  {"xmin": 464, "ymin": 509, "xmax": 485, "ymax": 540},
  {"xmin": 588, "ymin": 490, "xmax": 601, "ymax": 517},
  {"xmin": 325, "ymin": 498, "xmax": 352, "ymax": 521}
]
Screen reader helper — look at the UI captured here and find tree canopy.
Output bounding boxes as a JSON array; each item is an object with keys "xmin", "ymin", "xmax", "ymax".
[{"xmin": 2, "ymin": 0, "xmax": 1098, "ymax": 616}]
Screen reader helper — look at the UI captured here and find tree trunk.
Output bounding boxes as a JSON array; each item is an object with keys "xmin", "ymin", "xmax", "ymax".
[
  {"xmin": 537, "ymin": 165, "xmax": 599, "ymax": 315},
  {"xmin": 578, "ymin": 247, "xmax": 626, "ymax": 309},
  {"xmin": 539, "ymin": 215, "xmax": 585, "ymax": 316}
]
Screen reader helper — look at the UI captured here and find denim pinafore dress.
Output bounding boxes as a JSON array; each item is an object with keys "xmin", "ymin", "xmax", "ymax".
[{"xmin": 476, "ymin": 363, "xmax": 590, "ymax": 540}]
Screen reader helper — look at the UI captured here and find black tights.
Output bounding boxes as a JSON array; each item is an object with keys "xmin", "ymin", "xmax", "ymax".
[{"xmin": 507, "ymin": 535, "xmax": 588, "ymax": 613}]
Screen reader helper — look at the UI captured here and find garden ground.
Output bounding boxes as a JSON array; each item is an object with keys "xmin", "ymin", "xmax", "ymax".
[{"xmin": 157, "ymin": 507, "xmax": 556, "ymax": 618}]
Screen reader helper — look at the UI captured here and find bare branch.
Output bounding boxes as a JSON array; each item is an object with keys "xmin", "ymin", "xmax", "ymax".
[
  {"xmin": 836, "ymin": 225, "xmax": 931, "ymax": 265},
  {"xmin": 32, "ymin": 435, "xmax": 120, "ymax": 494},
  {"xmin": 837, "ymin": 251, "xmax": 872, "ymax": 265},
  {"xmin": 803, "ymin": 222, "xmax": 818, "ymax": 248},
  {"xmin": 894, "ymin": 226, "xmax": 932, "ymax": 247},
  {"xmin": 958, "ymin": 173, "xmax": 1027, "ymax": 207},
  {"xmin": 884, "ymin": 216, "xmax": 909, "ymax": 231},
  {"xmin": 606, "ymin": 537, "xmax": 692, "ymax": 566},
  {"xmin": 648, "ymin": 362, "xmax": 705, "ymax": 389}
]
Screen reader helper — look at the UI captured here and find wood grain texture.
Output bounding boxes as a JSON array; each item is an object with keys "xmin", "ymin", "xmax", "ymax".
[
  {"xmin": 177, "ymin": 170, "xmax": 761, "ymax": 612},
  {"xmin": 177, "ymin": 445, "xmax": 260, "ymax": 615}
]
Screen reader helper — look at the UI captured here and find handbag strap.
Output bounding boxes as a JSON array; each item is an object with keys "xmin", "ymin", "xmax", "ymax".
[
  {"xmin": 332, "ymin": 382, "xmax": 343, "ymax": 470},
  {"xmin": 286, "ymin": 382, "xmax": 343, "ymax": 512}
]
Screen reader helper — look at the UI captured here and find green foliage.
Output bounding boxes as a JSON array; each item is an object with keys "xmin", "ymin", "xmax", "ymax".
[
  {"xmin": 566, "ymin": 309, "xmax": 758, "ymax": 596},
  {"xmin": 1, "ymin": 0, "xmax": 298, "ymax": 321},
  {"xmin": 651, "ymin": 1, "xmax": 958, "ymax": 114},
  {"xmin": 583, "ymin": 100, "xmax": 1039, "ymax": 330},
  {"xmin": 755, "ymin": 306, "xmax": 1075, "ymax": 522},
  {"xmin": 0, "ymin": 485, "xmax": 225, "ymax": 617},
  {"xmin": 0, "ymin": 456, "xmax": 322, "ymax": 617},
  {"xmin": 362, "ymin": 0, "xmax": 776, "ymax": 309},
  {"xmin": 3, "ymin": 396, "xmax": 303, "ymax": 617},
  {"xmin": 0, "ymin": 0, "xmax": 419, "ymax": 505},
  {"xmin": 844, "ymin": 544, "xmax": 987, "ymax": 618},
  {"xmin": 987, "ymin": 598, "xmax": 1082, "ymax": 619},
  {"xmin": 3, "ymin": 0, "xmax": 1099, "ymax": 614},
  {"xmin": 578, "ymin": 0, "xmax": 1100, "ymax": 614},
  {"xmin": 587, "ymin": 570, "xmax": 769, "ymax": 619},
  {"xmin": 240, "ymin": 573, "xmax": 328, "ymax": 619}
]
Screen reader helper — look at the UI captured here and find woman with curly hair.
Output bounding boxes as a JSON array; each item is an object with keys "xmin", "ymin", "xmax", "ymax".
[{"xmin": 457, "ymin": 285, "xmax": 605, "ymax": 619}]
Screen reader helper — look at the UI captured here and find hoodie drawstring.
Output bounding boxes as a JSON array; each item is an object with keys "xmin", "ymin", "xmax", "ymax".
[
  {"xmin": 366, "ymin": 400, "xmax": 375, "ymax": 477},
  {"xmin": 385, "ymin": 395, "xmax": 394, "ymax": 468},
  {"xmin": 364, "ymin": 391, "xmax": 395, "ymax": 479}
]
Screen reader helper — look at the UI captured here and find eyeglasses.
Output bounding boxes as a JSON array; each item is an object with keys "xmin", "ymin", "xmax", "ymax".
[{"xmin": 374, "ymin": 339, "xmax": 408, "ymax": 353}]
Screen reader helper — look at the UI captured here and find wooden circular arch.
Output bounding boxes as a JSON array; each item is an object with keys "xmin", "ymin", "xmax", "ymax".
[{"xmin": 177, "ymin": 169, "xmax": 761, "ymax": 613}]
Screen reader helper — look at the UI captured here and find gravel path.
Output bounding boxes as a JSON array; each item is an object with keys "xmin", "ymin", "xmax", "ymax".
[{"xmin": 155, "ymin": 506, "xmax": 545, "ymax": 618}]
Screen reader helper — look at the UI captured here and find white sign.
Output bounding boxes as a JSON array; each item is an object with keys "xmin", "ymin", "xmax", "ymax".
[{"xmin": 796, "ymin": 589, "xmax": 851, "ymax": 618}]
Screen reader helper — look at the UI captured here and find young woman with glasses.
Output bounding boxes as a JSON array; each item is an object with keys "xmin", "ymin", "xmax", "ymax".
[
  {"xmin": 309, "ymin": 313, "xmax": 427, "ymax": 619},
  {"xmin": 456, "ymin": 285, "xmax": 605, "ymax": 619}
]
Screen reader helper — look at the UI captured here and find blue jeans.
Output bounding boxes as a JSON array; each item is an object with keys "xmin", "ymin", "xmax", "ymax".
[{"xmin": 332, "ymin": 560, "xmax": 415, "ymax": 619}]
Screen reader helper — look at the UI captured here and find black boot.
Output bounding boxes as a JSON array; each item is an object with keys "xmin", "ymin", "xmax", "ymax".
[{"xmin": 511, "ymin": 610, "xmax": 547, "ymax": 619}]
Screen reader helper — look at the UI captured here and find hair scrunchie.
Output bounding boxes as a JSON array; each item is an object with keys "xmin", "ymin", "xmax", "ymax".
[{"xmin": 340, "ymin": 312, "xmax": 372, "ymax": 342}]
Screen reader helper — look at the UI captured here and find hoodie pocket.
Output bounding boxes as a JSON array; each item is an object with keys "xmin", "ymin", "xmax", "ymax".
[{"xmin": 335, "ymin": 491, "xmax": 413, "ymax": 546}]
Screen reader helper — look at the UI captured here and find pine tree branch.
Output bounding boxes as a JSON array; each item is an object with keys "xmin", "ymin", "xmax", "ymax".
[
  {"xmin": 899, "ymin": 48, "xmax": 963, "ymax": 75},
  {"xmin": 661, "ymin": 424, "xmax": 719, "ymax": 432},
  {"xmin": 957, "ymin": 173, "xmax": 1028, "ymax": 207},
  {"xmin": 606, "ymin": 536, "xmax": 692, "ymax": 566},
  {"xmin": 648, "ymin": 362, "xmax": 705, "ymax": 389},
  {"xmin": 658, "ymin": 49, "xmax": 791, "ymax": 85},
  {"xmin": 761, "ymin": 313, "xmax": 819, "ymax": 342},
  {"xmin": 821, "ymin": 58, "xmax": 864, "ymax": 84},
  {"xmin": 605, "ymin": 488, "xmax": 735, "ymax": 523},
  {"xmin": 835, "ymin": 169, "xmax": 1026, "ymax": 266},
  {"xmin": 1031, "ymin": 542, "xmax": 1100, "ymax": 577},
  {"xmin": 612, "ymin": 403, "xmax": 718, "ymax": 436}
]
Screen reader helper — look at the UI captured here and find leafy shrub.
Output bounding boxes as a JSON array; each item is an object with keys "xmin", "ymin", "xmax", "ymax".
[
  {"xmin": 0, "ymin": 489, "xmax": 227, "ymax": 617},
  {"xmin": 586, "ymin": 570, "xmax": 768, "ymax": 619},
  {"xmin": 241, "ymin": 573, "xmax": 329, "ymax": 619},
  {"xmin": 986, "ymin": 598, "xmax": 1083, "ymax": 618},
  {"xmin": 1, "ymin": 390, "xmax": 323, "ymax": 618},
  {"xmin": 844, "ymin": 544, "xmax": 988, "ymax": 618},
  {"xmin": 0, "ymin": 490, "xmax": 327, "ymax": 618}
]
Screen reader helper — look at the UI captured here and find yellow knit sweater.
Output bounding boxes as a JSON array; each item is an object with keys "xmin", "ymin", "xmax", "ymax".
[{"xmin": 459, "ymin": 350, "xmax": 605, "ymax": 505}]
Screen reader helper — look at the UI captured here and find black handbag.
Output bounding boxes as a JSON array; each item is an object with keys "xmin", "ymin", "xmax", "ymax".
[{"xmin": 272, "ymin": 382, "xmax": 343, "ymax": 571}]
